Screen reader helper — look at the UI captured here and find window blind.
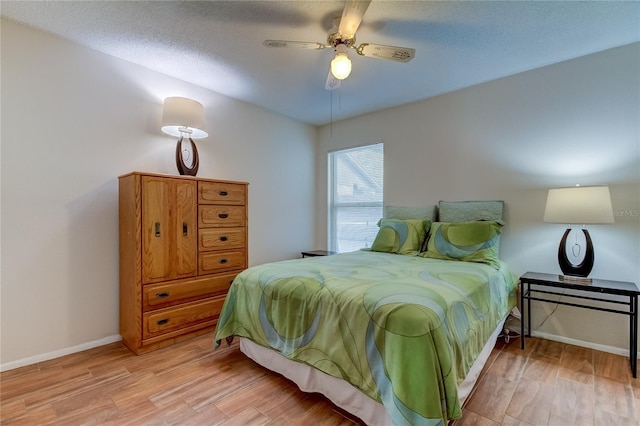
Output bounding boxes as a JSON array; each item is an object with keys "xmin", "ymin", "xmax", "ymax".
[{"xmin": 328, "ymin": 143, "xmax": 383, "ymax": 253}]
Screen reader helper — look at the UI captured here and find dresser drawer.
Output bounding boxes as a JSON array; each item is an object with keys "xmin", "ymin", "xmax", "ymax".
[
  {"xmin": 199, "ymin": 227, "xmax": 246, "ymax": 252},
  {"xmin": 199, "ymin": 205, "xmax": 246, "ymax": 228},
  {"xmin": 143, "ymin": 273, "xmax": 237, "ymax": 311},
  {"xmin": 143, "ymin": 296, "xmax": 226, "ymax": 339},
  {"xmin": 199, "ymin": 181, "xmax": 246, "ymax": 205},
  {"xmin": 199, "ymin": 250, "xmax": 246, "ymax": 275}
]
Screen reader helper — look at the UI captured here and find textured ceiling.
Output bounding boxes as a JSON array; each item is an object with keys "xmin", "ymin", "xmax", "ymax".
[{"xmin": 2, "ymin": 1, "xmax": 639, "ymax": 126}]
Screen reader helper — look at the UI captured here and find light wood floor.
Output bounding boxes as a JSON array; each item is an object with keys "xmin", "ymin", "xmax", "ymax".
[{"xmin": 1, "ymin": 334, "xmax": 638, "ymax": 425}]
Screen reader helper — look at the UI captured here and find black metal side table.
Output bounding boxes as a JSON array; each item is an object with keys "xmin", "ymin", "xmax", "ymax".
[
  {"xmin": 520, "ymin": 271, "xmax": 639, "ymax": 378},
  {"xmin": 301, "ymin": 250, "xmax": 336, "ymax": 258}
]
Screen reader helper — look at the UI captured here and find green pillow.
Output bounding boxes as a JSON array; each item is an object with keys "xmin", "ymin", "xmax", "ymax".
[
  {"xmin": 422, "ymin": 221, "xmax": 502, "ymax": 268},
  {"xmin": 371, "ymin": 219, "xmax": 429, "ymax": 255}
]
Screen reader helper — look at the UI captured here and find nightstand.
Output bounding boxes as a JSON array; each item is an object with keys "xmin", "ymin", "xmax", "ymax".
[
  {"xmin": 520, "ymin": 271, "xmax": 640, "ymax": 378},
  {"xmin": 301, "ymin": 250, "xmax": 336, "ymax": 258}
]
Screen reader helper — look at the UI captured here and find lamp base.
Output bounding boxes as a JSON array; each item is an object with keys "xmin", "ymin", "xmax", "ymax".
[
  {"xmin": 558, "ymin": 274, "xmax": 593, "ymax": 284},
  {"xmin": 557, "ymin": 227, "xmax": 594, "ymax": 278},
  {"xmin": 176, "ymin": 136, "xmax": 199, "ymax": 176}
]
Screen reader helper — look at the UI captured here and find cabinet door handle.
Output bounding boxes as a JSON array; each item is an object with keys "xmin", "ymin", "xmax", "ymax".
[
  {"xmin": 220, "ymin": 236, "xmax": 228, "ymax": 241},
  {"xmin": 183, "ymin": 222, "xmax": 188, "ymax": 236},
  {"xmin": 218, "ymin": 213, "xmax": 228, "ymax": 219},
  {"xmin": 219, "ymin": 191, "xmax": 228, "ymax": 196},
  {"xmin": 156, "ymin": 292, "xmax": 170, "ymax": 299},
  {"xmin": 220, "ymin": 258, "xmax": 228, "ymax": 264},
  {"xmin": 155, "ymin": 222, "xmax": 161, "ymax": 237},
  {"xmin": 157, "ymin": 318, "xmax": 169, "ymax": 326}
]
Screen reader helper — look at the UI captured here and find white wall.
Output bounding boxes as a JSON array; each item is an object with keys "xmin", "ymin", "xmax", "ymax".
[
  {"xmin": 316, "ymin": 43, "xmax": 640, "ymax": 354},
  {"xmin": 0, "ymin": 19, "xmax": 316, "ymax": 367}
]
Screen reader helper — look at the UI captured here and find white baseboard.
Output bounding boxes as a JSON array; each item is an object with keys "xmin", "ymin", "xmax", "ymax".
[
  {"xmin": 0, "ymin": 334, "xmax": 122, "ymax": 372},
  {"xmin": 532, "ymin": 331, "xmax": 639, "ymax": 359}
]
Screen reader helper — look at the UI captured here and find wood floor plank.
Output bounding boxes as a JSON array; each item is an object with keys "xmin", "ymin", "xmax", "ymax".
[
  {"xmin": 213, "ymin": 372, "xmax": 305, "ymax": 418},
  {"xmin": 49, "ymin": 398, "xmax": 120, "ymax": 426},
  {"xmin": 463, "ymin": 371, "xmax": 518, "ymax": 423},
  {"xmin": 549, "ymin": 376, "xmax": 594, "ymax": 426},
  {"xmin": 532, "ymin": 339, "xmax": 563, "ymax": 360},
  {"xmin": 593, "ymin": 374, "xmax": 635, "ymax": 421},
  {"xmin": 99, "ymin": 400, "xmax": 161, "ymax": 426},
  {"xmin": 220, "ymin": 406, "xmax": 271, "ymax": 425},
  {"xmin": 593, "ymin": 351, "xmax": 632, "ymax": 383},
  {"xmin": 593, "ymin": 406, "xmax": 638, "ymax": 426},
  {"xmin": 0, "ymin": 402, "xmax": 58, "ymax": 425},
  {"xmin": 0, "ymin": 364, "xmax": 91, "ymax": 403},
  {"xmin": 453, "ymin": 409, "xmax": 499, "ymax": 425},
  {"xmin": 558, "ymin": 348, "xmax": 594, "ymax": 385},
  {"xmin": 505, "ymin": 377, "xmax": 554, "ymax": 425},
  {"xmin": 486, "ymin": 350, "xmax": 527, "ymax": 381},
  {"xmin": 521, "ymin": 352, "xmax": 559, "ymax": 385},
  {"xmin": 48, "ymin": 368, "xmax": 131, "ymax": 417},
  {"xmin": 501, "ymin": 414, "xmax": 534, "ymax": 426}
]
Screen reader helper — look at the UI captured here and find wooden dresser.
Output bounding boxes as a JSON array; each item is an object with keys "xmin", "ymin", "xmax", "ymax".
[{"xmin": 119, "ymin": 172, "xmax": 248, "ymax": 354}]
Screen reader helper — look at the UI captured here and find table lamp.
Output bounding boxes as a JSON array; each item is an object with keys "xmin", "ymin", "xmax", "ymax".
[
  {"xmin": 161, "ymin": 97, "xmax": 208, "ymax": 176},
  {"xmin": 543, "ymin": 185, "xmax": 614, "ymax": 279}
]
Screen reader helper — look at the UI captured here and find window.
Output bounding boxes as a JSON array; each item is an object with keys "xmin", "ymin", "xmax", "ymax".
[{"xmin": 328, "ymin": 143, "xmax": 383, "ymax": 253}]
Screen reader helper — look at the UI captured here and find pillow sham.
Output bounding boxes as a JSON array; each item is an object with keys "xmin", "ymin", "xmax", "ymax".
[
  {"xmin": 385, "ymin": 205, "xmax": 437, "ymax": 222},
  {"xmin": 371, "ymin": 218, "xmax": 430, "ymax": 255},
  {"xmin": 438, "ymin": 200, "xmax": 504, "ymax": 224},
  {"xmin": 422, "ymin": 221, "xmax": 502, "ymax": 268}
]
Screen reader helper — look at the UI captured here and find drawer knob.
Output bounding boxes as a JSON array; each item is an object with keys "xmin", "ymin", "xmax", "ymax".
[
  {"xmin": 220, "ymin": 259, "xmax": 228, "ymax": 264},
  {"xmin": 157, "ymin": 318, "xmax": 169, "ymax": 326},
  {"xmin": 156, "ymin": 292, "xmax": 170, "ymax": 299},
  {"xmin": 220, "ymin": 236, "xmax": 228, "ymax": 241},
  {"xmin": 219, "ymin": 191, "xmax": 228, "ymax": 196},
  {"xmin": 218, "ymin": 213, "xmax": 229, "ymax": 219}
]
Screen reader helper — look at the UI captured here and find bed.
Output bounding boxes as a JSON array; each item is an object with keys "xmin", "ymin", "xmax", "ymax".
[{"xmin": 214, "ymin": 201, "xmax": 518, "ymax": 425}]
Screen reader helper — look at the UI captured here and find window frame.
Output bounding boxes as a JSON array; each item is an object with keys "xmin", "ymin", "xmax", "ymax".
[{"xmin": 327, "ymin": 142, "xmax": 384, "ymax": 253}]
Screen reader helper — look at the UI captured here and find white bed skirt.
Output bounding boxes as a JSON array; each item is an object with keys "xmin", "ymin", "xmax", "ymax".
[{"xmin": 239, "ymin": 314, "xmax": 507, "ymax": 425}]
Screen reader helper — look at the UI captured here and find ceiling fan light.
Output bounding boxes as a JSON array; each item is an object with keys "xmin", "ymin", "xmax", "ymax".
[{"xmin": 331, "ymin": 52, "xmax": 352, "ymax": 80}]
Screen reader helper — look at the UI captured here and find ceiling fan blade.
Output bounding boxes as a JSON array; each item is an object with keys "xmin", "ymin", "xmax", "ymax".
[
  {"xmin": 355, "ymin": 43, "xmax": 415, "ymax": 63},
  {"xmin": 263, "ymin": 40, "xmax": 327, "ymax": 50},
  {"xmin": 338, "ymin": 0, "xmax": 371, "ymax": 38},
  {"xmin": 325, "ymin": 69, "xmax": 341, "ymax": 90}
]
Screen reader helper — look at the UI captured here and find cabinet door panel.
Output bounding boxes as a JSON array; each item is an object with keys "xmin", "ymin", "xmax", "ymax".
[
  {"xmin": 174, "ymin": 180, "xmax": 197, "ymax": 277},
  {"xmin": 142, "ymin": 177, "xmax": 171, "ymax": 283},
  {"xmin": 142, "ymin": 177, "xmax": 197, "ymax": 284}
]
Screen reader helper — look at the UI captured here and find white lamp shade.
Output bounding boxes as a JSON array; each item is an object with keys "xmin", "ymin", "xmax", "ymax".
[
  {"xmin": 161, "ymin": 97, "xmax": 208, "ymax": 139},
  {"xmin": 543, "ymin": 185, "xmax": 614, "ymax": 224},
  {"xmin": 330, "ymin": 45, "xmax": 352, "ymax": 80}
]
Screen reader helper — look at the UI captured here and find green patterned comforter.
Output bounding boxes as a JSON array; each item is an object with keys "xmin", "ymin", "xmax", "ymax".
[{"xmin": 214, "ymin": 251, "xmax": 517, "ymax": 425}]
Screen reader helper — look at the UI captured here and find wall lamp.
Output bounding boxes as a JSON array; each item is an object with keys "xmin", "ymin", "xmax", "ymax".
[
  {"xmin": 543, "ymin": 185, "xmax": 614, "ymax": 279},
  {"xmin": 161, "ymin": 97, "xmax": 208, "ymax": 176}
]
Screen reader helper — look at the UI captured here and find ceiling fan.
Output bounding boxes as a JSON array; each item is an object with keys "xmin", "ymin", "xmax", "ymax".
[{"xmin": 263, "ymin": 0, "xmax": 415, "ymax": 90}]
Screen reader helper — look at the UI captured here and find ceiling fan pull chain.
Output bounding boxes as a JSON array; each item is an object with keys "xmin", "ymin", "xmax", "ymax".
[{"xmin": 330, "ymin": 89, "xmax": 333, "ymax": 138}]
